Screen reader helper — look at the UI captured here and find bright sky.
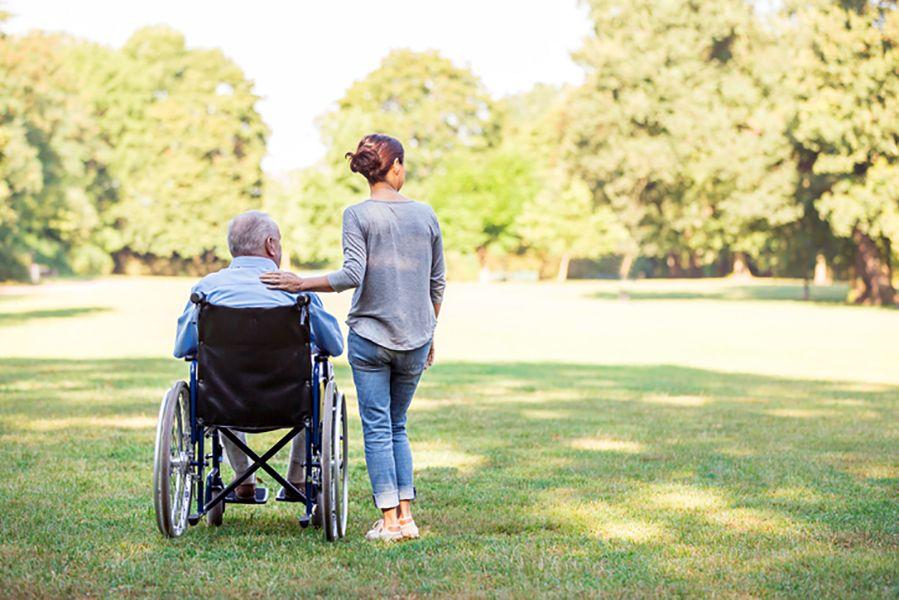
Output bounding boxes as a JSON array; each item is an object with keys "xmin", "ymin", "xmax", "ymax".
[{"xmin": 5, "ymin": 0, "xmax": 591, "ymax": 175}]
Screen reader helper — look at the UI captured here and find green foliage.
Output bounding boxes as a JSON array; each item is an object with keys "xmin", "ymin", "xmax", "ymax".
[
  {"xmin": 92, "ymin": 27, "xmax": 268, "ymax": 260},
  {"xmin": 565, "ymin": 0, "xmax": 800, "ymax": 268},
  {"xmin": 0, "ymin": 32, "xmax": 111, "ymax": 277},
  {"xmin": 427, "ymin": 148, "xmax": 539, "ymax": 257},
  {"xmin": 516, "ymin": 173, "xmax": 627, "ymax": 261},
  {"xmin": 789, "ymin": 3, "xmax": 899, "ymax": 245},
  {"xmin": 2, "ymin": 4, "xmax": 899, "ymax": 286},
  {"xmin": 324, "ymin": 49, "xmax": 498, "ymax": 179}
]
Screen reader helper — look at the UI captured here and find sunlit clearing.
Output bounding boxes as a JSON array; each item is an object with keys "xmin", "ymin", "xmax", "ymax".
[
  {"xmin": 597, "ymin": 519, "xmax": 666, "ymax": 543},
  {"xmin": 569, "ymin": 437, "xmax": 643, "ymax": 453},
  {"xmin": 643, "ymin": 394, "xmax": 708, "ymax": 407},
  {"xmin": 27, "ymin": 415, "xmax": 156, "ymax": 431},
  {"xmin": 650, "ymin": 485, "xmax": 725, "ymax": 511},
  {"xmin": 413, "ymin": 441, "xmax": 485, "ymax": 474},
  {"xmin": 521, "ymin": 408, "xmax": 569, "ymax": 420},
  {"xmin": 708, "ymin": 508, "xmax": 797, "ymax": 534},
  {"xmin": 844, "ymin": 464, "xmax": 898, "ymax": 480},
  {"xmin": 547, "ymin": 498, "xmax": 668, "ymax": 543},
  {"xmin": 765, "ymin": 408, "xmax": 838, "ymax": 418}
]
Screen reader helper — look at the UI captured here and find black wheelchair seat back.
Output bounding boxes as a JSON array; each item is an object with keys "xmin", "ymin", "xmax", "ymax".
[{"xmin": 196, "ymin": 298, "xmax": 312, "ymax": 430}]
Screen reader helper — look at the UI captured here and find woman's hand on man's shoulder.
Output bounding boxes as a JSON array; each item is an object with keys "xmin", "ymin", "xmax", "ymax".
[{"xmin": 260, "ymin": 270, "xmax": 304, "ymax": 293}]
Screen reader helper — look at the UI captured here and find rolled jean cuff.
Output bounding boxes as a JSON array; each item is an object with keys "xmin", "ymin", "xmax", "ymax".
[
  {"xmin": 399, "ymin": 486, "xmax": 416, "ymax": 502},
  {"xmin": 372, "ymin": 490, "xmax": 400, "ymax": 509}
]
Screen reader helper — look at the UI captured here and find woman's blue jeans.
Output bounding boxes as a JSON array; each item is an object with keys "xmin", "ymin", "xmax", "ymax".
[{"xmin": 348, "ymin": 329, "xmax": 431, "ymax": 509}]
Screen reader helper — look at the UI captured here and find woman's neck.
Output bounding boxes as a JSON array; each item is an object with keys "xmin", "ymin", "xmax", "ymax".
[{"xmin": 369, "ymin": 182, "xmax": 407, "ymax": 201}]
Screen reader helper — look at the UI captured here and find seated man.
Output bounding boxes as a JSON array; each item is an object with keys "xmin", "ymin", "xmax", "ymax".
[{"xmin": 173, "ymin": 210, "xmax": 344, "ymax": 500}]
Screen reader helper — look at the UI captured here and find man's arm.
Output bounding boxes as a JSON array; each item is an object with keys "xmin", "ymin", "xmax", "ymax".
[
  {"xmin": 307, "ymin": 293, "xmax": 344, "ymax": 357},
  {"xmin": 173, "ymin": 296, "xmax": 199, "ymax": 359}
]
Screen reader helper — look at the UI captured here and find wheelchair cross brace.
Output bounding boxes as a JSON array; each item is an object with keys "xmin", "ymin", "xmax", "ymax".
[{"xmin": 200, "ymin": 426, "xmax": 307, "ymax": 516}]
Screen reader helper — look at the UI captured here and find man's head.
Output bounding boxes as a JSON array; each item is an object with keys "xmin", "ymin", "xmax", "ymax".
[{"xmin": 227, "ymin": 210, "xmax": 282, "ymax": 267}]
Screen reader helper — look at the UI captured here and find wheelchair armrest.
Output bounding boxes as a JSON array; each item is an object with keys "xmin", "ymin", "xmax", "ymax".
[
  {"xmin": 314, "ymin": 353, "xmax": 331, "ymax": 363},
  {"xmin": 183, "ymin": 355, "xmax": 196, "ymax": 362}
]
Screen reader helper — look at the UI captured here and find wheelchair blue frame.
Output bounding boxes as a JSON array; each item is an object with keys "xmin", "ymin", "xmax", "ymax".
[{"xmin": 183, "ymin": 348, "xmax": 334, "ymax": 528}]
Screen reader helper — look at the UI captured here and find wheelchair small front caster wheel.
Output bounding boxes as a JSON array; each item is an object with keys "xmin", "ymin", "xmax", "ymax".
[{"xmin": 298, "ymin": 515, "xmax": 310, "ymax": 528}]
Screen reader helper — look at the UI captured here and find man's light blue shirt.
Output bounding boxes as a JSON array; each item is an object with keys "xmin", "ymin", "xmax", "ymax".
[{"xmin": 173, "ymin": 256, "xmax": 344, "ymax": 359}]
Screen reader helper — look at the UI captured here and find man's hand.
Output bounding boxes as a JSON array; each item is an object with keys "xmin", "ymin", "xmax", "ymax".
[
  {"xmin": 425, "ymin": 340, "xmax": 435, "ymax": 369},
  {"xmin": 260, "ymin": 271, "xmax": 304, "ymax": 293}
]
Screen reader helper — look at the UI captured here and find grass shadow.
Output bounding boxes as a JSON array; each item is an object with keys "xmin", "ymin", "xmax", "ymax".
[
  {"xmin": 587, "ymin": 282, "xmax": 852, "ymax": 303},
  {"xmin": 0, "ymin": 357, "xmax": 895, "ymax": 596},
  {"xmin": 0, "ymin": 306, "xmax": 111, "ymax": 327}
]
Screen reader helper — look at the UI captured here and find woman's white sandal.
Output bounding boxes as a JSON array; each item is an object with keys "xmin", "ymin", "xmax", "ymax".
[
  {"xmin": 398, "ymin": 517, "xmax": 419, "ymax": 540},
  {"xmin": 365, "ymin": 519, "xmax": 403, "ymax": 542}
]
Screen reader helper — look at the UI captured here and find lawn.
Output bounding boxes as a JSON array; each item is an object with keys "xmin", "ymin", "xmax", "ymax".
[{"xmin": 0, "ymin": 277, "xmax": 896, "ymax": 597}]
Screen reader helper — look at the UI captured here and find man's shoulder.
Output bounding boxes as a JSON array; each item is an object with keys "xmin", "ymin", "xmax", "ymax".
[{"xmin": 192, "ymin": 266, "xmax": 237, "ymax": 292}]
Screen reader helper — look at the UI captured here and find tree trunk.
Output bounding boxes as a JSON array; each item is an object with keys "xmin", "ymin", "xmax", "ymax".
[
  {"xmin": 476, "ymin": 246, "xmax": 491, "ymax": 283},
  {"xmin": 666, "ymin": 252, "xmax": 685, "ymax": 278},
  {"xmin": 687, "ymin": 252, "xmax": 703, "ymax": 278},
  {"xmin": 556, "ymin": 253, "xmax": 571, "ymax": 283},
  {"xmin": 813, "ymin": 253, "xmax": 832, "ymax": 285},
  {"xmin": 852, "ymin": 228, "xmax": 895, "ymax": 306},
  {"xmin": 730, "ymin": 252, "xmax": 752, "ymax": 279},
  {"xmin": 619, "ymin": 251, "xmax": 635, "ymax": 280}
]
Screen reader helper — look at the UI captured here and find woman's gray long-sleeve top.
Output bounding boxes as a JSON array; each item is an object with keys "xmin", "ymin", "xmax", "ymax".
[{"xmin": 326, "ymin": 199, "xmax": 446, "ymax": 351}]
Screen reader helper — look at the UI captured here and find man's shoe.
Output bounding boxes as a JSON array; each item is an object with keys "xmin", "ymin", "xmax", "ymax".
[{"xmin": 235, "ymin": 483, "xmax": 256, "ymax": 501}]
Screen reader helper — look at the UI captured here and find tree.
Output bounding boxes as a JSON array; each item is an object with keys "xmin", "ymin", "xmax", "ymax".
[
  {"xmin": 322, "ymin": 49, "xmax": 498, "ymax": 179},
  {"xmin": 426, "ymin": 148, "xmax": 539, "ymax": 267},
  {"xmin": 501, "ymin": 84, "xmax": 630, "ymax": 279},
  {"xmin": 787, "ymin": 1, "xmax": 899, "ymax": 305},
  {"xmin": 516, "ymin": 173, "xmax": 627, "ymax": 280},
  {"xmin": 70, "ymin": 26, "xmax": 268, "ymax": 268},
  {"xmin": 564, "ymin": 0, "xmax": 799, "ymax": 275},
  {"xmin": 280, "ymin": 49, "xmax": 502, "ymax": 270},
  {"xmin": 0, "ymin": 31, "xmax": 113, "ymax": 278}
]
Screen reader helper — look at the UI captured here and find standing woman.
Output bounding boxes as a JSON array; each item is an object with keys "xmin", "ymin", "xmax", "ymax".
[{"xmin": 261, "ymin": 133, "xmax": 445, "ymax": 542}]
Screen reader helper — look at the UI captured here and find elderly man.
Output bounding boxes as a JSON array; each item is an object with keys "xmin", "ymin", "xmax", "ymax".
[{"xmin": 173, "ymin": 210, "xmax": 344, "ymax": 500}]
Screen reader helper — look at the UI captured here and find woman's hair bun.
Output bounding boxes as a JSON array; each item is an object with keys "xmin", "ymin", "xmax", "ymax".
[
  {"xmin": 345, "ymin": 134, "xmax": 405, "ymax": 184},
  {"xmin": 345, "ymin": 147, "xmax": 382, "ymax": 180}
]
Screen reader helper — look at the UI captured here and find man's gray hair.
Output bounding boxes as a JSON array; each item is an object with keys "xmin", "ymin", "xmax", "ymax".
[{"xmin": 227, "ymin": 210, "xmax": 279, "ymax": 257}]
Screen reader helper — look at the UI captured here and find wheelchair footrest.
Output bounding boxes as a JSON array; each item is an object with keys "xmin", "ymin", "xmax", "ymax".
[
  {"xmin": 275, "ymin": 487, "xmax": 306, "ymax": 503},
  {"xmin": 224, "ymin": 486, "xmax": 269, "ymax": 505}
]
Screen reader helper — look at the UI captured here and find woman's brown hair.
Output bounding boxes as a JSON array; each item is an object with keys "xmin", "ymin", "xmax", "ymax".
[{"xmin": 345, "ymin": 134, "xmax": 404, "ymax": 184}]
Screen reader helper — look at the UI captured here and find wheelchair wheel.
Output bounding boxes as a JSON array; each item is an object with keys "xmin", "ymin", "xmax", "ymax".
[
  {"xmin": 321, "ymin": 384, "xmax": 348, "ymax": 541},
  {"xmin": 153, "ymin": 381, "xmax": 195, "ymax": 538}
]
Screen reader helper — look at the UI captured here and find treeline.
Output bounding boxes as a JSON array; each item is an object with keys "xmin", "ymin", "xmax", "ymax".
[
  {"xmin": 0, "ymin": 22, "xmax": 267, "ymax": 280},
  {"xmin": 2, "ymin": 2, "xmax": 898, "ymax": 304}
]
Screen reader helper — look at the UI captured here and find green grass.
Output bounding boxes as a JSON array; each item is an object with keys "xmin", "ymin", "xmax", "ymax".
[{"xmin": 0, "ymin": 277, "xmax": 897, "ymax": 597}]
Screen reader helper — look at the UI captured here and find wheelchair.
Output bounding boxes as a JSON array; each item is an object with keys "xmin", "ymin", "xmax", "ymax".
[{"xmin": 153, "ymin": 293, "xmax": 348, "ymax": 541}]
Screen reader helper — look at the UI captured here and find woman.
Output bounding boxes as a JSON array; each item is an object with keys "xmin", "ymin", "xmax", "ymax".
[{"xmin": 261, "ymin": 133, "xmax": 445, "ymax": 542}]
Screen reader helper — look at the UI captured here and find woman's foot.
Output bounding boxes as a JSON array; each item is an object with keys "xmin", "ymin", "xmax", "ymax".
[
  {"xmin": 398, "ymin": 516, "xmax": 419, "ymax": 540},
  {"xmin": 365, "ymin": 519, "xmax": 403, "ymax": 542}
]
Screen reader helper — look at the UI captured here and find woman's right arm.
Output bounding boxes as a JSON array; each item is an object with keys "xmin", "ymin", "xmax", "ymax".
[{"xmin": 326, "ymin": 208, "xmax": 366, "ymax": 292}]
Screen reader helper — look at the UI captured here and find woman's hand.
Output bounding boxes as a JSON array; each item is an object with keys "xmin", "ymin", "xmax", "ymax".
[
  {"xmin": 260, "ymin": 271, "xmax": 304, "ymax": 293},
  {"xmin": 425, "ymin": 340, "xmax": 435, "ymax": 369}
]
